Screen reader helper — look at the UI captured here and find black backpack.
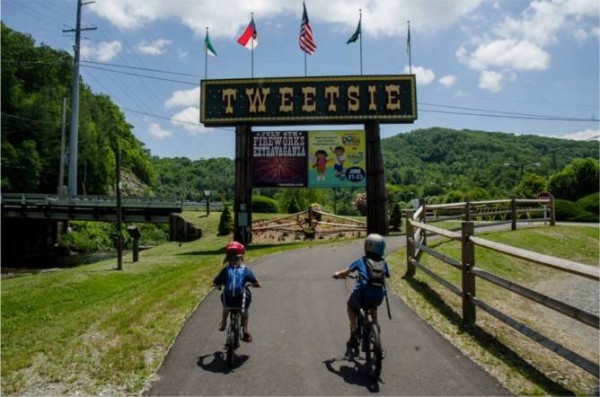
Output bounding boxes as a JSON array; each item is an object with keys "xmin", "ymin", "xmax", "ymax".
[{"xmin": 363, "ymin": 257, "xmax": 386, "ymax": 287}]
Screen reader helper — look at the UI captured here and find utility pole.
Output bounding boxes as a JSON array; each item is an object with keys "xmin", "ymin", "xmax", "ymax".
[
  {"xmin": 116, "ymin": 143, "xmax": 123, "ymax": 271},
  {"xmin": 63, "ymin": 0, "xmax": 96, "ymax": 197},
  {"xmin": 58, "ymin": 97, "xmax": 67, "ymax": 195}
]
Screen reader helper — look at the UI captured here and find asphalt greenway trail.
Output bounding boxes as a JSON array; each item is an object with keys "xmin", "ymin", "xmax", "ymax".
[{"xmin": 146, "ymin": 236, "xmax": 510, "ymax": 396}]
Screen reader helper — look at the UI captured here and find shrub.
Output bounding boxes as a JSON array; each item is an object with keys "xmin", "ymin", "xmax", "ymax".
[
  {"xmin": 252, "ymin": 195, "xmax": 279, "ymax": 213},
  {"xmin": 554, "ymin": 198, "xmax": 599, "ymax": 222},
  {"xmin": 554, "ymin": 199, "xmax": 580, "ymax": 221},
  {"xmin": 577, "ymin": 192, "xmax": 599, "ymax": 215}
]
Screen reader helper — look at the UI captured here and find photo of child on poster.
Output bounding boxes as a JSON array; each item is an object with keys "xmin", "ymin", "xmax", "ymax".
[{"xmin": 307, "ymin": 130, "xmax": 366, "ymax": 188}]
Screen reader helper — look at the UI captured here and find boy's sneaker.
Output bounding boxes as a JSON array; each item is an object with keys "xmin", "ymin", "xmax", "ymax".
[{"xmin": 345, "ymin": 337, "xmax": 359, "ymax": 357}]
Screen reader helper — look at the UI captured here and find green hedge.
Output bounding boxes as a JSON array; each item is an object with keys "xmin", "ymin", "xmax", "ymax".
[
  {"xmin": 554, "ymin": 198, "xmax": 599, "ymax": 222},
  {"xmin": 252, "ymin": 195, "xmax": 279, "ymax": 213},
  {"xmin": 577, "ymin": 192, "xmax": 599, "ymax": 215}
]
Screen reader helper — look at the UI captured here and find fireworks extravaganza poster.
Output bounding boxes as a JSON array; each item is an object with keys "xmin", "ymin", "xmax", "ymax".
[{"xmin": 251, "ymin": 130, "xmax": 366, "ymax": 188}]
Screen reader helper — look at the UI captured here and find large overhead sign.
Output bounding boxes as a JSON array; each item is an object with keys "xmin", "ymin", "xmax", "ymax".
[
  {"xmin": 200, "ymin": 75, "xmax": 417, "ymax": 126},
  {"xmin": 251, "ymin": 130, "xmax": 366, "ymax": 188}
]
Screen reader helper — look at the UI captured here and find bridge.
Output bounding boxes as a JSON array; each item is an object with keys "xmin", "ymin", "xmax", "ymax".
[
  {"xmin": 1, "ymin": 193, "xmax": 184, "ymax": 223},
  {"xmin": 1, "ymin": 193, "xmax": 223, "ymax": 261}
]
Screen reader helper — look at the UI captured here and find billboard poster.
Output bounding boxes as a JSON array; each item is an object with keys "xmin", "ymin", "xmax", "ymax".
[
  {"xmin": 307, "ymin": 130, "xmax": 366, "ymax": 188},
  {"xmin": 251, "ymin": 130, "xmax": 366, "ymax": 188},
  {"xmin": 251, "ymin": 130, "xmax": 308, "ymax": 187}
]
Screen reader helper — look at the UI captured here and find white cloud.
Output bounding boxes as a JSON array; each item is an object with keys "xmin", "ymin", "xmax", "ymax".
[
  {"xmin": 89, "ymin": 0, "xmax": 486, "ymax": 39},
  {"xmin": 439, "ymin": 74, "xmax": 457, "ymax": 88},
  {"xmin": 461, "ymin": 39, "xmax": 550, "ymax": 71},
  {"xmin": 562, "ymin": 129, "xmax": 600, "ymax": 141},
  {"xmin": 136, "ymin": 39, "xmax": 172, "ymax": 55},
  {"xmin": 478, "ymin": 70, "xmax": 503, "ymax": 92},
  {"xmin": 148, "ymin": 122, "xmax": 173, "ymax": 139},
  {"xmin": 165, "ymin": 87, "xmax": 200, "ymax": 109},
  {"xmin": 171, "ymin": 107, "xmax": 210, "ymax": 134},
  {"xmin": 81, "ymin": 41, "xmax": 122, "ymax": 62},
  {"xmin": 457, "ymin": 0, "xmax": 598, "ymax": 92},
  {"xmin": 404, "ymin": 65, "xmax": 435, "ymax": 85}
]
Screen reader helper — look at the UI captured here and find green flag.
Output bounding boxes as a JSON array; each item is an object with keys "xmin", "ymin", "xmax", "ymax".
[
  {"xmin": 346, "ymin": 17, "xmax": 361, "ymax": 44},
  {"xmin": 205, "ymin": 31, "xmax": 217, "ymax": 57}
]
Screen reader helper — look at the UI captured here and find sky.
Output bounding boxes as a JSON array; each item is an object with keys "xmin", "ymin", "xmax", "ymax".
[{"xmin": 2, "ymin": 0, "xmax": 599, "ymax": 160}]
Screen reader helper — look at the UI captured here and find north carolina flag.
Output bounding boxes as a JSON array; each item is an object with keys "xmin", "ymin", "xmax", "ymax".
[{"xmin": 237, "ymin": 17, "xmax": 258, "ymax": 50}]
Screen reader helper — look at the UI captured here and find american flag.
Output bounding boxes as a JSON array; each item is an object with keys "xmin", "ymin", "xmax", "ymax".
[{"xmin": 299, "ymin": 3, "xmax": 316, "ymax": 55}]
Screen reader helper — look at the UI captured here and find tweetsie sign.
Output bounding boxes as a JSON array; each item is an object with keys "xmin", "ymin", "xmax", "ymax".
[
  {"xmin": 251, "ymin": 130, "xmax": 366, "ymax": 188},
  {"xmin": 200, "ymin": 75, "xmax": 417, "ymax": 126}
]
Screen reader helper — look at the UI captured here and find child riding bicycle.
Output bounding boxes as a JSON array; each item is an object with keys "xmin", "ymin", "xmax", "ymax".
[
  {"xmin": 212, "ymin": 241, "xmax": 261, "ymax": 343},
  {"xmin": 333, "ymin": 233, "xmax": 390, "ymax": 352}
]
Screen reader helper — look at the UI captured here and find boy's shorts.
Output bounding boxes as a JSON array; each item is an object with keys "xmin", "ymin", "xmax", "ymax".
[
  {"xmin": 221, "ymin": 293, "xmax": 251, "ymax": 310},
  {"xmin": 347, "ymin": 290, "xmax": 383, "ymax": 311}
]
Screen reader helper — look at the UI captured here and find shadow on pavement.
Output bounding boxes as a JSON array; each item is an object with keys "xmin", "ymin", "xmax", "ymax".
[
  {"xmin": 323, "ymin": 357, "xmax": 380, "ymax": 393},
  {"xmin": 197, "ymin": 352, "xmax": 250, "ymax": 374}
]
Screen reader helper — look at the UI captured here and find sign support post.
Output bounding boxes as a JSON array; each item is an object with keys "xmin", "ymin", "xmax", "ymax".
[
  {"xmin": 365, "ymin": 120, "xmax": 389, "ymax": 235},
  {"xmin": 234, "ymin": 124, "xmax": 252, "ymax": 244}
]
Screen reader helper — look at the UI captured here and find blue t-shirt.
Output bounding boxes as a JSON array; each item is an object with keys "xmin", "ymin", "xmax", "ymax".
[
  {"xmin": 348, "ymin": 257, "xmax": 390, "ymax": 299},
  {"xmin": 213, "ymin": 265, "xmax": 258, "ymax": 297}
]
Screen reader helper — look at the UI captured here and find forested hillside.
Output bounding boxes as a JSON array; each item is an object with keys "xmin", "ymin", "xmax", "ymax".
[
  {"xmin": 1, "ymin": 23, "xmax": 154, "ymax": 195},
  {"xmin": 2, "ymin": 23, "xmax": 597, "ymax": 213}
]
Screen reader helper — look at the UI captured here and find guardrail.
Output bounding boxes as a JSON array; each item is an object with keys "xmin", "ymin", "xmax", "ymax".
[{"xmin": 405, "ymin": 199, "xmax": 599, "ymax": 378}]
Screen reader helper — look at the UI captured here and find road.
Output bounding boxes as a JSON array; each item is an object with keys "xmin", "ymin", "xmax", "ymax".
[{"xmin": 146, "ymin": 236, "xmax": 510, "ymax": 395}]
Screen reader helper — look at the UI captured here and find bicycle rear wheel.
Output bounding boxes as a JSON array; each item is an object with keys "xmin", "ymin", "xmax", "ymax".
[
  {"xmin": 364, "ymin": 323, "xmax": 382, "ymax": 381},
  {"xmin": 226, "ymin": 314, "xmax": 240, "ymax": 367},
  {"xmin": 226, "ymin": 329, "xmax": 235, "ymax": 367}
]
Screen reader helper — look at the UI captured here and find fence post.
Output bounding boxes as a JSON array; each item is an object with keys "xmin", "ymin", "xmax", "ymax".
[
  {"xmin": 549, "ymin": 194, "xmax": 556, "ymax": 226},
  {"xmin": 510, "ymin": 197, "xmax": 517, "ymax": 231},
  {"xmin": 419, "ymin": 204, "xmax": 427, "ymax": 247},
  {"xmin": 461, "ymin": 221, "xmax": 476, "ymax": 325},
  {"xmin": 405, "ymin": 210, "xmax": 415, "ymax": 277},
  {"xmin": 465, "ymin": 197, "xmax": 471, "ymax": 222}
]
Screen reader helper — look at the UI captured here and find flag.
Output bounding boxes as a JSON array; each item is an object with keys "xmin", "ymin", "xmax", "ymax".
[
  {"xmin": 205, "ymin": 31, "xmax": 217, "ymax": 57},
  {"xmin": 237, "ymin": 17, "xmax": 257, "ymax": 50},
  {"xmin": 299, "ymin": 3, "xmax": 316, "ymax": 55},
  {"xmin": 346, "ymin": 15, "xmax": 361, "ymax": 44}
]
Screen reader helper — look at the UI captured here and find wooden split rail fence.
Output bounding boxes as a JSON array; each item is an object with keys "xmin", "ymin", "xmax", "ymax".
[{"xmin": 405, "ymin": 197, "xmax": 599, "ymax": 377}]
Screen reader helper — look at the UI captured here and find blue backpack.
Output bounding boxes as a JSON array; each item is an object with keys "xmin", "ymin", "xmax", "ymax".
[{"xmin": 225, "ymin": 266, "xmax": 248, "ymax": 297}]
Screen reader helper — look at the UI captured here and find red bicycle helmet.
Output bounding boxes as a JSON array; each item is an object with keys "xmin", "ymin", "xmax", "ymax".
[{"xmin": 225, "ymin": 241, "xmax": 245, "ymax": 256}]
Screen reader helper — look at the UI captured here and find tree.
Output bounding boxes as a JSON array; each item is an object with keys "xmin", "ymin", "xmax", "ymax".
[
  {"xmin": 389, "ymin": 202, "xmax": 402, "ymax": 232},
  {"xmin": 354, "ymin": 193, "xmax": 367, "ymax": 215},
  {"xmin": 218, "ymin": 205, "xmax": 233, "ymax": 236},
  {"xmin": 548, "ymin": 158, "xmax": 599, "ymax": 201},
  {"xmin": 513, "ymin": 173, "xmax": 546, "ymax": 198},
  {"xmin": 288, "ymin": 197, "xmax": 301, "ymax": 214}
]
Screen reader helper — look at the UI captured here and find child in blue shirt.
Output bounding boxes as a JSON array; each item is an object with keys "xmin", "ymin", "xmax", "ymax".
[{"xmin": 212, "ymin": 241, "xmax": 261, "ymax": 342}]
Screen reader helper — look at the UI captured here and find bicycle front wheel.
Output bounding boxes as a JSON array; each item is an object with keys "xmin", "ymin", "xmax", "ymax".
[{"xmin": 364, "ymin": 324, "xmax": 382, "ymax": 381}]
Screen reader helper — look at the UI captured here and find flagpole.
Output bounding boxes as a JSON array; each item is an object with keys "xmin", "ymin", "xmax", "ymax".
[
  {"xmin": 204, "ymin": 27, "xmax": 208, "ymax": 80},
  {"xmin": 359, "ymin": 9, "xmax": 363, "ymax": 75},
  {"xmin": 407, "ymin": 20, "xmax": 412, "ymax": 74},
  {"xmin": 304, "ymin": 53, "xmax": 307, "ymax": 76},
  {"xmin": 251, "ymin": 12, "xmax": 254, "ymax": 78}
]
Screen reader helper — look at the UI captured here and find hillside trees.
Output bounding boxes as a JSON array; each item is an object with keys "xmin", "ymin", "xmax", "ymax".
[{"xmin": 1, "ymin": 23, "xmax": 154, "ymax": 194}]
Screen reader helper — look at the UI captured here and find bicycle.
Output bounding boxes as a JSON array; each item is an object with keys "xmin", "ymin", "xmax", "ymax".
[
  {"xmin": 333, "ymin": 273, "xmax": 385, "ymax": 381},
  {"xmin": 216, "ymin": 284, "xmax": 250, "ymax": 368}
]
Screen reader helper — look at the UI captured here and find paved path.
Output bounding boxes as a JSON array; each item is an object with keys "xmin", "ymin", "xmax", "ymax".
[{"xmin": 146, "ymin": 237, "xmax": 510, "ymax": 396}]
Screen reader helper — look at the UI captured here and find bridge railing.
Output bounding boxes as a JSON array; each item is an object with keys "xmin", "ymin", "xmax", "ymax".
[
  {"xmin": 405, "ymin": 201, "xmax": 599, "ymax": 378},
  {"xmin": 0, "ymin": 193, "xmax": 185, "ymax": 209}
]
